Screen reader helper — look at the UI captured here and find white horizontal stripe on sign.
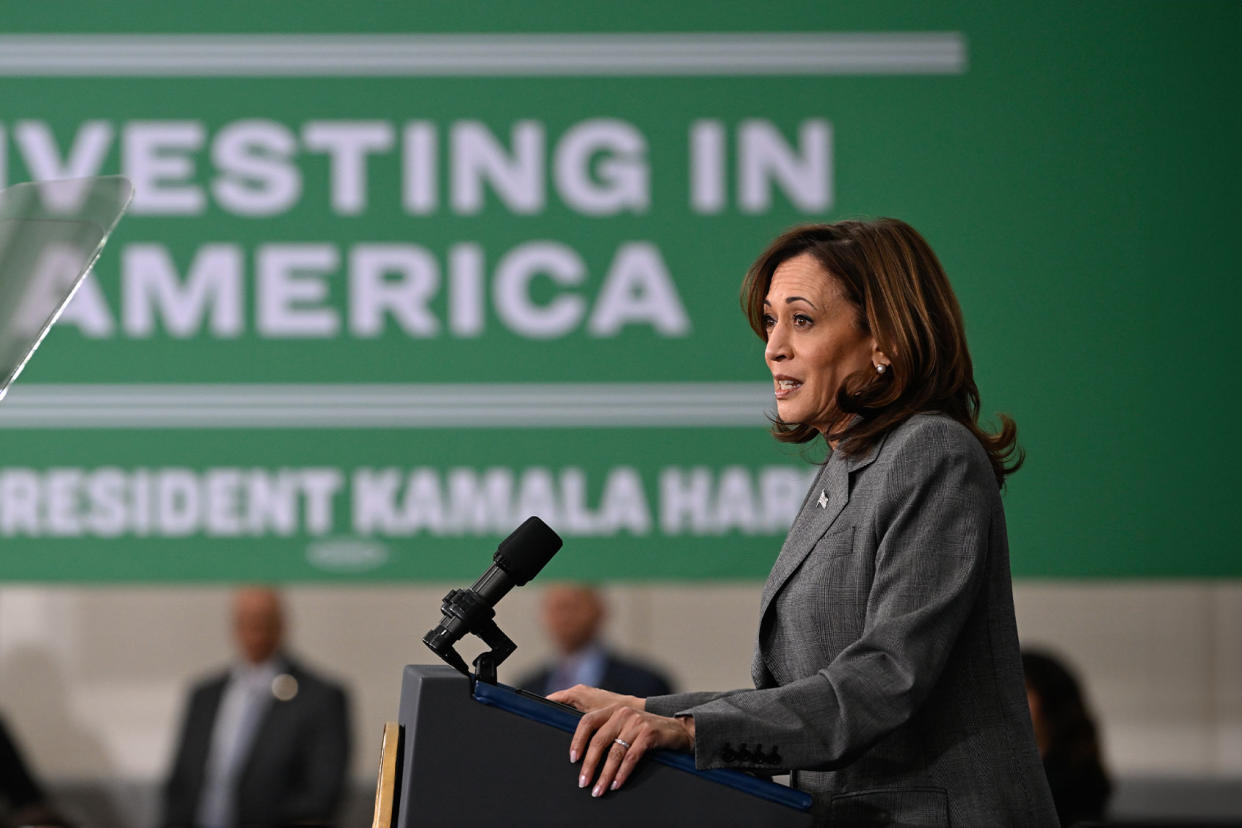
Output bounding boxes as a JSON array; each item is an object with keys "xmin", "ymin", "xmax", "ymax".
[
  {"xmin": 0, "ymin": 33, "xmax": 967, "ymax": 76},
  {"xmin": 0, "ymin": 383, "xmax": 776, "ymax": 428}
]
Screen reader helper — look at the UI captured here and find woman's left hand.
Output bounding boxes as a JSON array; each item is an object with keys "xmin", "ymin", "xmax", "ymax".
[{"xmin": 567, "ymin": 702, "xmax": 695, "ymax": 797}]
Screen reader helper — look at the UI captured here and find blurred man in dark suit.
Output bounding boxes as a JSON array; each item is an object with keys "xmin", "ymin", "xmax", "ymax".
[
  {"xmin": 162, "ymin": 588, "xmax": 350, "ymax": 828},
  {"xmin": 517, "ymin": 583, "xmax": 673, "ymax": 698}
]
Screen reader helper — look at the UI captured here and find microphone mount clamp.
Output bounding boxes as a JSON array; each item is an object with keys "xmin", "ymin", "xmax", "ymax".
[{"xmin": 422, "ymin": 587, "xmax": 516, "ymax": 686}]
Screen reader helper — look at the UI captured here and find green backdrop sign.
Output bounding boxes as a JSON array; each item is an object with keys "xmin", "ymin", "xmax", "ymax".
[{"xmin": 0, "ymin": 2, "xmax": 1237, "ymax": 580}]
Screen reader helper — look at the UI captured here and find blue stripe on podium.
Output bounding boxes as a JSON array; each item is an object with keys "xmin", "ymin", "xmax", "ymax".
[{"xmin": 473, "ymin": 680, "xmax": 813, "ymax": 811}]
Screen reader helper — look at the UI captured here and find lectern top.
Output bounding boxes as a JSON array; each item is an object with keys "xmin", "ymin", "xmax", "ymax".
[{"xmin": 472, "ymin": 679, "xmax": 812, "ymax": 812}]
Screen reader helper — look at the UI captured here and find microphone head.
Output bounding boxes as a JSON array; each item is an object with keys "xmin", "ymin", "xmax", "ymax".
[{"xmin": 493, "ymin": 516, "xmax": 562, "ymax": 585}]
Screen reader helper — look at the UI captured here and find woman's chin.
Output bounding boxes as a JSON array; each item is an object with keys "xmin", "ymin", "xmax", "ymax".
[{"xmin": 775, "ymin": 399, "xmax": 809, "ymax": 424}]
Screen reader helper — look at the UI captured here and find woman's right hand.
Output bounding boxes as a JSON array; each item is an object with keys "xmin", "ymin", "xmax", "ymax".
[
  {"xmin": 547, "ymin": 684, "xmax": 644, "ymax": 715},
  {"xmin": 548, "ymin": 684, "xmax": 693, "ymax": 797}
]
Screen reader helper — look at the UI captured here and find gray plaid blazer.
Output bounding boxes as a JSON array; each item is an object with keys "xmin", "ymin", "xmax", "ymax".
[{"xmin": 647, "ymin": 413, "xmax": 1057, "ymax": 826}]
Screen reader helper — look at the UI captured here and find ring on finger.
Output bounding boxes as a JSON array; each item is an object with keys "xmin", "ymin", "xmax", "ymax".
[{"xmin": 614, "ymin": 737, "xmax": 631, "ymax": 749}]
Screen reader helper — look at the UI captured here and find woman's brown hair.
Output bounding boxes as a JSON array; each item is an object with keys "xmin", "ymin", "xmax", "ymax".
[{"xmin": 742, "ymin": 219, "xmax": 1023, "ymax": 486}]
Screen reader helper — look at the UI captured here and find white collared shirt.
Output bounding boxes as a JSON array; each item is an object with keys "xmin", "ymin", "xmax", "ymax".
[
  {"xmin": 547, "ymin": 642, "xmax": 607, "ymax": 694},
  {"xmin": 196, "ymin": 658, "xmax": 280, "ymax": 828}
]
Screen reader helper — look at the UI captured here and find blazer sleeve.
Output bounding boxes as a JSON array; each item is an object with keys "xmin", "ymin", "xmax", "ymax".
[
  {"xmin": 676, "ymin": 428, "xmax": 994, "ymax": 771},
  {"xmin": 647, "ymin": 689, "xmax": 748, "ymax": 714}
]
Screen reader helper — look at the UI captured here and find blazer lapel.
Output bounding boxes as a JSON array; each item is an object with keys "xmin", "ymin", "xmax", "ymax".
[
  {"xmin": 751, "ymin": 431, "xmax": 891, "ymax": 687},
  {"xmin": 757, "ymin": 430, "xmax": 890, "ymax": 621},
  {"xmin": 758, "ymin": 455, "xmax": 849, "ymax": 620}
]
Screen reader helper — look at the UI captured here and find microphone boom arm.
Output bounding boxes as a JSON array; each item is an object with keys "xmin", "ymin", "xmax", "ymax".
[
  {"xmin": 420, "ymin": 516, "xmax": 562, "ymax": 685},
  {"xmin": 422, "ymin": 587, "xmax": 517, "ymax": 685}
]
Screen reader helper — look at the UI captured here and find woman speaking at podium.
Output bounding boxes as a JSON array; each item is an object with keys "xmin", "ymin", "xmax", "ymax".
[{"xmin": 551, "ymin": 220, "xmax": 1058, "ymax": 826}]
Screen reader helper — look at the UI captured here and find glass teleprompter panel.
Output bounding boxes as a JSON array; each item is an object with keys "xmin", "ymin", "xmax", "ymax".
[{"xmin": 0, "ymin": 176, "xmax": 133, "ymax": 399}]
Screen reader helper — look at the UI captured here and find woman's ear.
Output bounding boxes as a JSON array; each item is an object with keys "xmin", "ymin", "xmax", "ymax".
[{"xmin": 871, "ymin": 341, "xmax": 891, "ymax": 373}]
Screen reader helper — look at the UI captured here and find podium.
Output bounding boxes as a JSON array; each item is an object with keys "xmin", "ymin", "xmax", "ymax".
[{"xmin": 376, "ymin": 665, "xmax": 813, "ymax": 827}]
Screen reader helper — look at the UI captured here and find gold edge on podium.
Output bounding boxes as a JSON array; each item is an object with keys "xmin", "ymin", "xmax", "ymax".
[{"xmin": 371, "ymin": 721, "xmax": 402, "ymax": 828}]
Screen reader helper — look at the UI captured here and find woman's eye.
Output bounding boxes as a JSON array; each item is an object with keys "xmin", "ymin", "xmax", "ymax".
[
  {"xmin": 761, "ymin": 314, "xmax": 775, "ymax": 329},
  {"xmin": 793, "ymin": 314, "xmax": 812, "ymax": 327}
]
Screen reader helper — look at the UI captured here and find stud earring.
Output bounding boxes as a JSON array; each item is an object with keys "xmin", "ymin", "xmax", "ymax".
[{"xmin": 875, "ymin": 364, "xmax": 887, "ymax": 374}]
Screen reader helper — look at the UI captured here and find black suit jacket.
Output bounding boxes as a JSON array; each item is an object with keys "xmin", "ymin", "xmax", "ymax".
[
  {"xmin": 162, "ymin": 656, "xmax": 350, "ymax": 828},
  {"xmin": 0, "ymin": 714, "xmax": 45, "ymax": 812},
  {"xmin": 517, "ymin": 650, "xmax": 674, "ymax": 699}
]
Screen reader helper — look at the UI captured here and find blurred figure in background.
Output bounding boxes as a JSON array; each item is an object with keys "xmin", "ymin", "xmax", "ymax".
[
  {"xmin": 0, "ymin": 713, "xmax": 73, "ymax": 827},
  {"xmin": 1023, "ymin": 649, "xmax": 1112, "ymax": 827},
  {"xmin": 162, "ymin": 587, "xmax": 350, "ymax": 828},
  {"xmin": 517, "ymin": 583, "xmax": 674, "ymax": 698}
]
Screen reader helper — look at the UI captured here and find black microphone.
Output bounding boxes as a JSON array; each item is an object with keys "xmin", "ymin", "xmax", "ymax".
[
  {"xmin": 423, "ymin": 516, "xmax": 562, "ymax": 677},
  {"xmin": 470, "ymin": 514, "xmax": 562, "ymax": 602}
]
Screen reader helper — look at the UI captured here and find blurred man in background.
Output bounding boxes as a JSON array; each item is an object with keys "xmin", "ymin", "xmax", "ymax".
[
  {"xmin": 517, "ymin": 583, "xmax": 674, "ymax": 698},
  {"xmin": 161, "ymin": 587, "xmax": 350, "ymax": 828}
]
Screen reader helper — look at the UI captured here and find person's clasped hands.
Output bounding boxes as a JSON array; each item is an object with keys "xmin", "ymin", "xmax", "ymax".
[{"xmin": 549, "ymin": 684, "xmax": 695, "ymax": 798}]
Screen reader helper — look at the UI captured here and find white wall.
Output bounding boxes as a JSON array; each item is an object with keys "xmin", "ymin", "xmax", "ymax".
[{"xmin": 1, "ymin": 580, "xmax": 1239, "ymax": 789}]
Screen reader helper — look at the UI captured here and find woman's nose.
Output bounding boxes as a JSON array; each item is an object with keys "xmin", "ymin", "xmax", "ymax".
[{"xmin": 765, "ymin": 325, "xmax": 790, "ymax": 363}]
